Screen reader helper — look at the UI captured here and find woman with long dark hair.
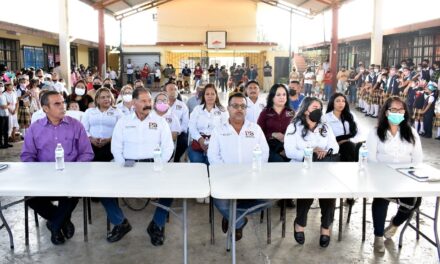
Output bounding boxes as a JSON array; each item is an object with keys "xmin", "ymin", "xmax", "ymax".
[
  {"xmin": 66, "ymin": 80, "xmax": 94, "ymax": 112},
  {"xmin": 367, "ymin": 96, "xmax": 423, "ymax": 253},
  {"xmin": 284, "ymin": 96, "xmax": 339, "ymax": 248},
  {"xmin": 324, "ymin": 93, "xmax": 362, "ymax": 161},
  {"xmin": 257, "ymin": 83, "xmax": 294, "ymax": 162}
]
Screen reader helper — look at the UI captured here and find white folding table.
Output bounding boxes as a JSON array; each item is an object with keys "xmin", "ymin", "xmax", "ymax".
[
  {"xmin": 0, "ymin": 162, "xmax": 210, "ymax": 264},
  {"xmin": 209, "ymin": 162, "xmax": 353, "ymax": 264}
]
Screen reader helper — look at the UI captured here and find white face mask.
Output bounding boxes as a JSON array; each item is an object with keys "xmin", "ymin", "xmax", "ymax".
[
  {"xmin": 122, "ymin": 94, "xmax": 132, "ymax": 103},
  {"xmin": 75, "ymin": 88, "xmax": 85, "ymax": 96},
  {"xmin": 0, "ymin": 87, "xmax": 4, "ymax": 93}
]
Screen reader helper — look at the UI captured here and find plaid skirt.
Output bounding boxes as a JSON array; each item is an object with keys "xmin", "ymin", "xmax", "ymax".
[
  {"xmin": 434, "ymin": 114, "xmax": 440, "ymax": 127},
  {"xmin": 365, "ymin": 92, "xmax": 372, "ymax": 104},
  {"xmin": 18, "ymin": 106, "xmax": 31, "ymax": 127},
  {"xmin": 413, "ymin": 108, "xmax": 424, "ymax": 120},
  {"xmin": 381, "ymin": 93, "xmax": 389, "ymax": 106},
  {"xmin": 371, "ymin": 90, "xmax": 381, "ymax": 105}
]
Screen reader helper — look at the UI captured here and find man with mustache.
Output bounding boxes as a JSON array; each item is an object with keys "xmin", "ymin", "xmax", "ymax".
[
  {"xmin": 245, "ymin": 81, "xmax": 266, "ymax": 123},
  {"xmin": 111, "ymin": 87, "xmax": 174, "ymax": 246},
  {"xmin": 208, "ymin": 92, "xmax": 270, "ymax": 241}
]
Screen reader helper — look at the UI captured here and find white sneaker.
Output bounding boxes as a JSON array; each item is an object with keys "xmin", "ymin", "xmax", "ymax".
[
  {"xmin": 384, "ymin": 221, "xmax": 398, "ymax": 239},
  {"xmin": 374, "ymin": 236, "xmax": 385, "ymax": 253}
]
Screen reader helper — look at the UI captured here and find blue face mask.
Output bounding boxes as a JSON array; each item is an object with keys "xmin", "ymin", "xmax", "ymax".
[{"xmin": 387, "ymin": 112, "xmax": 405, "ymax": 125}]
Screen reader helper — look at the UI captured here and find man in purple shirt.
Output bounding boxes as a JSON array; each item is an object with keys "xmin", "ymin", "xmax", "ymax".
[{"xmin": 21, "ymin": 91, "xmax": 94, "ymax": 245}]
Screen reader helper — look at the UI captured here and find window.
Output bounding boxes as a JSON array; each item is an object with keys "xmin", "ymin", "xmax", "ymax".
[
  {"xmin": 0, "ymin": 38, "xmax": 19, "ymax": 71},
  {"xmin": 23, "ymin": 46, "xmax": 44, "ymax": 69},
  {"xmin": 88, "ymin": 48, "xmax": 98, "ymax": 68},
  {"xmin": 43, "ymin": 44, "xmax": 59, "ymax": 70}
]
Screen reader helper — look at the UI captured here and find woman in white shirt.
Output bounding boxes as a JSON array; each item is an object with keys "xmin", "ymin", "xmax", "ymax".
[
  {"xmin": 116, "ymin": 85, "xmax": 134, "ymax": 115},
  {"xmin": 188, "ymin": 83, "xmax": 228, "ymax": 165},
  {"xmin": 82, "ymin": 87, "xmax": 123, "ymax": 161},
  {"xmin": 324, "ymin": 93, "xmax": 362, "ymax": 161},
  {"xmin": 284, "ymin": 97, "xmax": 339, "ymax": 248},
  {"xmin": 152, "ymin": 92, "xmax": 181, "ymax": 142},
  {"xmin": 367, "ymin": 96, "xmax": 423, "ymax": 253}
]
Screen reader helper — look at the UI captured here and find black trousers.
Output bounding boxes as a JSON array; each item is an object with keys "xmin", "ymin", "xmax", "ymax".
[
  {"xmin": 27, "ymin": 197, "xmax": 79, "ymax": 231},
  {"xmin": 372, "ymin": 197, "xmax": 422, "ymax": 236},
  {"xmin": 295, "ymin": 198, "xmax": 336, "ymax": 229},
  {"xmin": 174, "ymin": 132, "xmax": 188, "ymax": 162},
  {"xmin": 92, "ymin": 142, "xmax": 113, "ymax": 162},
  {"xmin": 0, "ymin": 116, "xmax": 8, "ymax": 146}
]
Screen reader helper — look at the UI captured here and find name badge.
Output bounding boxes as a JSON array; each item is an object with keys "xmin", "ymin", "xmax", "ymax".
[
  {"xmin": 245, "ymin": 131, "xmax": 255, "ymax": 138},
  {"xmin": 149, "ymin": 122, "xmax": 158, "ymax": 130}
]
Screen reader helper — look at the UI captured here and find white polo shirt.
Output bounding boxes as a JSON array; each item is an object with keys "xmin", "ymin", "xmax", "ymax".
[
  {"xmin": 208, "ymin": 120, "xmax": 269, "ymax": 165},
  {"xmin": 189, "ymin": 104, "xmax": 229, "ymax": 141},
  {"xmin": 246, "ymin": 96, "xmax": 266, "ymax": 123},
  {"xmin": 111, "ymin": 112, "xmax": 174, "ymax": 164},
  {"xmin": 82, "ymin": 107, "xmax": 123, "ymax": 138},
  {"xmin": 151, "ymin": 110, "xmax": 181, "ymax": 134},
  {"xmin": 366, "ymin": 127, "xmax": 423, "ymax": 164},
  {"xmin": 284, "ymin": 122, "xmax": 339, "ymax": 162},
  {"xmin": 323, "ymin": 111, "xmax": 364, "ymax": 142},
  {"xmin": 66, "ymin": 110, "xmax": 84, "ymax": 122},
  {"xmin": 116, "ymin": 102, "xmax": 134, "ymax": 116},
  {"xmin": 168, "ymin": 99, "xmax": 189, "ymax": 133}
]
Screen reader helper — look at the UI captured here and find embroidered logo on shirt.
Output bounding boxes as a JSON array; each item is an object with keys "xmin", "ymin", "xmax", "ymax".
[
  {"xmin": 125, "ymin": 125, "xmax": 136, "ymax": 129},
  {"xmin": 259, "ymin": 103, "xmax": 265, "ymax": 109},
  {"xmin": 165, "ymin": 117, "xmax": 172, "ymax": 124},
  {"xmin": 149, "ymin": 122, "xmax": 158, "ymax": 129},
  {"xmin": 214, "ymin": 111, "xmax": 222, "ymax": 116},
  {"xmin": 221, "ymin": 133, "xmax": 232, "ymax": 136},
  {"xmin": 107, "ymin": 111, "xmax": 114, "ymax": 116},
  {"xmin": 245, "ymin": 131, "xmax": 255, "ymax": 138},
  {"xmin": 175, "ymin": 105, "xmax": 182, "ymax": 110}
]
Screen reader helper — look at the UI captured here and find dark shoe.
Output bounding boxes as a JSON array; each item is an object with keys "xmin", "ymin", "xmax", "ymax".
[
  {"xmin": 293, "ymin": 221, "xmax": 305, "ymax": 245},
  {"xmin": 435, "ymin": 136, "xmax": 440, "ymax": 140},
  {"xmin": 276, "ymin": 199, "xmax": 296, "ymax": 209},
  {"xmin": 147, "ymin": 221, "xmax": 165, "ymax": 246},
  {"xmin": 61, "ymin": 220, "xmax": 75, "ymax": 239},
  {"xmin": 51, "ymin": 229, "xmax": 66, "ymax": 245},
  {"xmin": 0, "ymin": 145, "xmax": 7, "ymax": 149},
  {"xmin": 107, "ymin": 218, "xmax": 132, "ymax": 243},
  {"xmin": 235, "ymin": 217, "xmax": 248, "ymax": 242},
  {"xmin": 319, "ymin": 235, "xmax": 331, "ymax": 247},
  {"xmin": 421, "ymin": 134, "xmax": 432, "ymax": 139},
  {"xmin": 6, "ymin": 144, "xmax": 13, "ymax": 148},
  {"xmin": 46, "ymin": 221, "xmax": 65, "ymax": 245},
  {"xmin": 222, "ymin": 217, "xmax": 228, "ymax": 233}
]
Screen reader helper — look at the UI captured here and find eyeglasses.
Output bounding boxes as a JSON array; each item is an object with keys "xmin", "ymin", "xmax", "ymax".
[
  {"xmin": 388, "ymin": 108, "xmax": 405, "ymax": 114},
  {"xmin": 229, "ymin": 104, "xmax": 247, "ymax": 110}
]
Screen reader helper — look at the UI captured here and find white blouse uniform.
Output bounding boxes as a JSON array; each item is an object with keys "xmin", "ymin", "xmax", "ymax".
[
  {"xmin": 82, "ymin": 107, "xmax": 123, "ymax": 139},
  {"xmin": 246, "ymin": 96, "xmax": 266, "ymax": 123},
  {"xmin": 151, "ymin": 110, "xmax": 181, "ymax": 134},
  {"xmin": 111, "ymin": 112, "xmax": 174, "ymax": 164},
  {"xmin": 169, "ymin": 100, "xmax": 189, "ymax": 134},
  {"xmin": 66, "ymin": 110, "xmax": 84, "ymax": 122},
  {"xmin": 189, "ymin": 104, "xmax": 229, "ymax": 141},
  {"xmin": 284, "ymin": 122, "xmax": 339, "ymax": 162},
  {"xmin": 366, "ymin": 127, "xmax": 423, "ymax": 164},
  {"xmin": 116, "ymin": 102, "xmax": 134, "ymax": 116},
  {"xmin": 323, "ymin": 111, "xmax": 364, "ymax": 142},
  {"xmin": 208, "ymin": 120, "xmax": 269, "ymax": 165}
]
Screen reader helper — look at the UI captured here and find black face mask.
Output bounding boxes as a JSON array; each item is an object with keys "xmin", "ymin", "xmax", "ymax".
[
  {"xmin": 308, "ymin": 109, "xmax": 322, "ymax": 123},
  {"xmin": 103, "ymin": 84, "xmax": 111, "ymax": 89},
  {"xmin": 93, "ymin": 84, "xmax": 101, "ymax": 90},
  {"xmin": 290, "ymin": 90, "xmax": 297, "ymax": 96}
]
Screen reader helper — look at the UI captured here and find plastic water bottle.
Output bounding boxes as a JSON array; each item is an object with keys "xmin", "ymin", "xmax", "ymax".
[
  {"xmin": 303, "ymin": 145, "xmax": 313, "ymax": 169},
  {"xmin": 55, "ymin": 143, "xmax": 65, "ymax": 171},
  {"xmin": 358, "ymin": 143, "xmax": 368, "ymax": 170},
  {"xmin": 252, "ymin": 144, "xmax": 263, "ymax": 172},
  {"xmin": 153, "ymin": 145, "xmax": 163, "ymax": 171}
]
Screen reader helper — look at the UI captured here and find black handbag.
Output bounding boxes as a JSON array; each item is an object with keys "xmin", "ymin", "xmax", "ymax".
[{"xmin": 312, "ymin": 148, "xmax": 341, "ymax": 162}]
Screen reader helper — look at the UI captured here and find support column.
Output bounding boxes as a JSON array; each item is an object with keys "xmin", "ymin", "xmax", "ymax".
[
  {"xmin": 371, "ymin": 0, "xmax": 383, "ymax": 66},
  {"xmin": 98, "ymin": 6, "xmax": 106, "ymax": 77},
  {"xmin": 59, "ymin": 0, "xmax": 71, "ymax": 91},
  {"xmin": 288, "ymin": 9, "xmax": 293, "ymax": 74},
  {"xmin": 119, "ymin": 20, "xmax": 124, "ymax": 86},
  {"xmin": 330, "ymin": 0, "xmax": 339, "ymax": 92}
]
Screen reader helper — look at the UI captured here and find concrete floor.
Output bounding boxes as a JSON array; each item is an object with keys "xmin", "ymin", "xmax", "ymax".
[{"xmin": 1, "ymin": 96, "xmax": 440, "ymax": 264}]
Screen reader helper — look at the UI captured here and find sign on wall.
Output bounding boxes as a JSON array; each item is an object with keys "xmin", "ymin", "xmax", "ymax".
[{"xmin": 206, "ymin": 31, "xmax": 227, "ymax": 49}]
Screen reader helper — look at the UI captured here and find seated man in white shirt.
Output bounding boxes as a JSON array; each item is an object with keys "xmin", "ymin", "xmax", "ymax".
[
  {"xmin": 111, "ymin": 87, "xmax": 174, "ymax": 246},
  {"xmin": 245, "ymin": 80, "xmax": 266, "ymax": 123},
  {"xmin": 208, "ymin": 92, "xmax": 270, "ymax": 241}
]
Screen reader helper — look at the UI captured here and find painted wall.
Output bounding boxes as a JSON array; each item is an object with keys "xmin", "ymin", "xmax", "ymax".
[
  {"xmin": 77, "ymin": 44, "xmax": 89, "ymax": 67},
  {"xmin": 157, "ymin": 0, "xmax": 257, "ymax": 43}
]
